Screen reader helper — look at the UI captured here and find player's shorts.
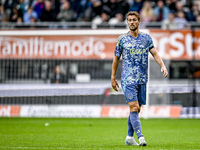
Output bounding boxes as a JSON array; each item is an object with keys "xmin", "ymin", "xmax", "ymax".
[{"xmin": 124, "ymin": 84, "xmax": 146, "ymax": 105}]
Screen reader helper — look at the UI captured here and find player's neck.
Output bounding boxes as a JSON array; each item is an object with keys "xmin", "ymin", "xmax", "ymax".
[{"xmin": 129, "ymin": 30, "xmax": 139, "ymax": 38}]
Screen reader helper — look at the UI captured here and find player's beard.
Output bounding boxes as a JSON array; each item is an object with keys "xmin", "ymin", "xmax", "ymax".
[
  {"xmin": 131, "ymin": 26, "xmax": 138, "ymax": 31},
  {"xmin": 130, "ymin": 25, "xmax": 138, "ymax": 31}
]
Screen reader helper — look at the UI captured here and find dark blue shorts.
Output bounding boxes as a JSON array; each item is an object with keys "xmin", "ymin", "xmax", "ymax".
[{"xmin": 124, "ymin": 84, "xmax": 146, "ymax": 105}]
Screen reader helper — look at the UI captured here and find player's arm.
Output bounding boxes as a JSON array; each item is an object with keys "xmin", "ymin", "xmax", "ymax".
[
  {"xmin": 150, "ymin": 48, "xmax": 168, "ymax": 78},
  {"xmin": 111, "ymin": 56, "xmax": 120, "ymax": 91}
]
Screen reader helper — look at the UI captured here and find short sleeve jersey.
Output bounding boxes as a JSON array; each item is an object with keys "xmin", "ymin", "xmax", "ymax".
[{"xmin": 114, "ymin": 31, "xmax": 154, "ymax": 90}]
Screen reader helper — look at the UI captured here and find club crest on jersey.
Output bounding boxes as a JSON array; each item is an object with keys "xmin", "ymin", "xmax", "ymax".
[
  {"xmin": 141, "ymin": 39, "xmax": 147, "ymax": 46},
  {"xmin": 128, "ymin": 93, "xmax": 133, "ymax": 100}
]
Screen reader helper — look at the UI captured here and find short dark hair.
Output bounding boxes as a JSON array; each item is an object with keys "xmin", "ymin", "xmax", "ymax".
[{"xmin": 126, "ymin": 11, "xmax": 140, "ymax": 21}]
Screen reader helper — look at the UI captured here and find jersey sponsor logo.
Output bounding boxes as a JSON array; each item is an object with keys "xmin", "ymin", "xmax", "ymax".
[{"xmin": 130, "ymin": 48, "xmax": 146, "ymax": 55}]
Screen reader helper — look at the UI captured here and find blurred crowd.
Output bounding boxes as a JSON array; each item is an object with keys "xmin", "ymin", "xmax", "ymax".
[{"xmin": 0, "ymin": 0, "xmax": 200, "ymax": 29}]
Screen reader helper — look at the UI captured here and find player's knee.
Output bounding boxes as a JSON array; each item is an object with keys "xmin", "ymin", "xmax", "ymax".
[{"xmin": 129, "ymin": 104, "xmax": 140, "ymax": 112}]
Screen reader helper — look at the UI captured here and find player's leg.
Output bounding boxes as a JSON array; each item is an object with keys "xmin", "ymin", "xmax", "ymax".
[
  {"xmin": 127, "ymin": 83, "xmax": 147, "ymax": 146},
  {"xmin": 137, "ymin": 84, "xmax": 147, "ymax": 146},
  {"xmin": 125, "ymin": 115, "xmax": 139, "ymax": 145},
  {"xmin": 128, "ymin": 101, "xmax": 146, "ymax": 146},
  {"xmin": 123, "ymin": 85, "xmax": 139, "ymax": 146},
  {"xmin": 127, "ymin": 114, "xmax": 134, "ymax": 137},
  {"xmin": 128, "ymin": 101, "xmax": 143, "ymax": 136}
]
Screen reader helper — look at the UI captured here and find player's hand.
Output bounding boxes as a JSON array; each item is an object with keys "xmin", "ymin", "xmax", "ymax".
[
  {"xmin": 161, "ymin": 67, "xmax": 168, "ymax": 78},
  {"xmin": 111, "ymin": 78, "xmax": 119, "ymax": 91}
]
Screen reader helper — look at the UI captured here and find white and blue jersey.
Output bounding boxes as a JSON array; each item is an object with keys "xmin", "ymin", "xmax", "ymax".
[{"xmin": 114, "ymin": 31, "xmax": 154, "ymax": 104}]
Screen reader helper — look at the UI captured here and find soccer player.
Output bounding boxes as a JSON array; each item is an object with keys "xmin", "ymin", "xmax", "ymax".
[{"xmin": 111, "ymin": 11, "xmax": 168, "ymax": 146}]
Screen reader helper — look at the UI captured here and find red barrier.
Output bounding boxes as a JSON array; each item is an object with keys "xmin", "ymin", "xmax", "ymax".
[
  {"xmin": 1, "ymin": 29, "xmax": 200, "ymax": 60},
  {"xmin": 0, "ymin": 105, "xmax": 21, "ymax": 117}
]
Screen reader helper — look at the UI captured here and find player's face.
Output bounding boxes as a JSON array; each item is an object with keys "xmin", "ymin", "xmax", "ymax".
[{"xmin": 127, "ymin": 15, "xmax": 141, "ymax": 31}]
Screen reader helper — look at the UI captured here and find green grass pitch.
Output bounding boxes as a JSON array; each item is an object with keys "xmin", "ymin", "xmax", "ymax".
[{"xmin": 0, "ymin": 118, "xmax": 200, "ymax": 150}]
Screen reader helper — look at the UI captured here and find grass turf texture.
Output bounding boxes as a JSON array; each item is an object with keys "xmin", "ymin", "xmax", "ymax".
[{"xmin": 0, "ymin": 118, "xmax": 200, "ymax": 150}]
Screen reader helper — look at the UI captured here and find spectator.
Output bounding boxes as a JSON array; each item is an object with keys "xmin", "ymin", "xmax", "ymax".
[
  {"xmin": 196, "ymin": 14, "xmax": 200, "ymax": 22},
  {"xmin": 175, "ymin": 1, "xmax": 189, "ymax": 20},
  {"xmin": 129, "ymin": 0, "xmax": 143, "ymax": 12},
  {"xmin": 23, "ymin": 6, "xmax": 37, "ymax": 23},
  {"xmin": 140, "ymin": 1, "xmax": 153, "ymax": 23},
  {"xmin": 30, "ymin": 16, "xmax": 36, "ymax": 23},
  {"xmin": 101, "ymin": 0, "xmax": 128, "ymax": 23},
  {"xmin": 92, "ymin": 0, "xmax": 112, "ymax": 22},
  {"xmin": 89, "ymin": 0, "xmax": 103, "ymax": 20},
  {"xmin": 51, "ymin": 65, "xmax": 68, "ymax": 84},
  {"xmin": 107, "ymin": 0, "xmax": 127, "ymax": 24},
  {"xmin": 51, "ymin": 0, "xmax": 60, "ymax": 15},
  {"xmin": 29, "ymin": 0, "xmax": 38, "ymax": 7},
  {"xmin": 17, "ymin": 16, "xmax": 23, "ymax": 23},
  {"xmin": 1, "ymin": 14, "xmax": 9, "ymax": 23},
  {"xmin": 17, "ymin": 0, "xmax": 29, "ymax": 15},
  {"xmin": 0, "ymin": 4, "xmax": 5, "ymax": 22},
  {"xmin": 39, "ymin": 0, "xmax": 57, "ymax": 22},
  {"xmin": 9, "ymin": 4, "xmax": 23, "ymax": 22},
  {"xmin": 108, "ymin": 13, "xmax": 124, "ymax": 25},
  {"xmin": 187, "ymin": 3, "xmax": 200, "ymax": 21},
  {"xmin": 91, "ymin": 0, "xmax": 111, "ymax": 27},
  {"xmin": 165, "ymin": 0, "xmax": 177, "ymax": 12},
  {"xmin": 100, "ymin": 0, "xmax": 112, "ymax": 19},
  {"xmin": 127, "ymin": 0, "xmax": 133, "ymax": 6},
  {"xmin": 78, "ymin": 0, "xmax": 93, "ymax": 21},
  {"xmin": 116, "ymin": 0, "xmax": 129, "ymax": 19},
  {"xmin": 175, "ymin": 1, "xmax": 184, "ymax": 12},
  {"xmin": 174, "ymin": 11, "xmax": 187, "ymax": 29},
  {"xmin": 3, "ymin": 0, "xmax": 17, "ymax": 17},
  {"xmin": 151, "ymin": 14, "xmax": 158, "ymax": 22},
  {"xmin": 79, "ymin": 0, "xmax": 92, "ymax": 21},
  {"xmin": 57, "ymin": 0, "xmax": 74, "ymax": 22},
  {"xmin": 101, "ymin": 12, "xmax": 109, "ymax": 22},
  {"xmin": 81, "ymin": 0, "xmax": 101, "ymax": 21},
  {"xmin": 68, "ymin": 0, "xmax": 89, "ymax": 21},
  {"xmin": 162, "ymin": 11, "xmax": 177, "ymax": 30},
  {"xmin": 14, "ymin": 16, "xmax": 23, "ymax": 28},
  {"xmin": 33, "ymin": 0, "xmax": 45, "ymax": 18},
  {"xmin": 110, "ymin": 0, "xmax": 120, "ymax": 18},
  {"xmin": 0, "ymin": 4, "xmax": 10, "ymax": 23},
  {"xmin": 68, "ymin": 0, "xmax": 80, "ymax": 19},
  {"xmin": 92, "ymin": 12, "xmax": 109, "ymax": 28},
  {"xmin": 153, "ymin": 0, "xmax": 170, "ymax": 21}
]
